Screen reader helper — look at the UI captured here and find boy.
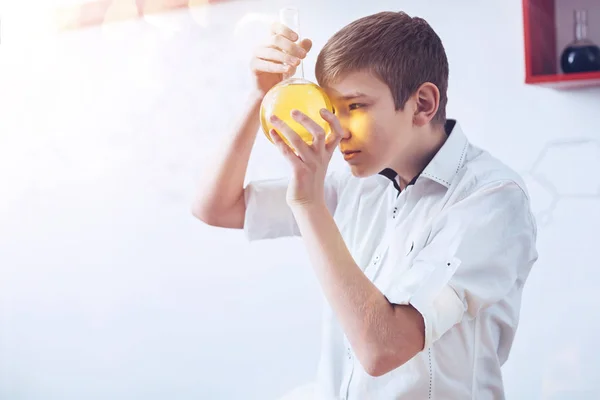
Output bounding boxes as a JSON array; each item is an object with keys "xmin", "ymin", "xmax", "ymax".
[{"xmin": 192, "ymin": 11, "xmax": 538, "ymax": 399}]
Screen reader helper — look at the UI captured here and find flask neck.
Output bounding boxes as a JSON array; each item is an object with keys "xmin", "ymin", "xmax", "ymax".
[
  {"xmin": 279, "ymin": 7, "xmax": 305, "ymax": 80},
  {"xmin": 574, "ymin": 9, "xmax": 589, "ymax": 42}
]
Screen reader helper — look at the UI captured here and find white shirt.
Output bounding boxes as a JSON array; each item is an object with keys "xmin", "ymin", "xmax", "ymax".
[{"xmin": 243, "ymin": 120, "xmax": 538, "ymax": 399}]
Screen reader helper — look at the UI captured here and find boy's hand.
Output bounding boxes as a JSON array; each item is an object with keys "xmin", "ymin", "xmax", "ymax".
[
  {"xmin": 268, "ymin": 109, "xmax": 343, "ymax": 209},
  {"xmin": 250, "ymin": 22, "xmax": 312, "ymax": 96}
]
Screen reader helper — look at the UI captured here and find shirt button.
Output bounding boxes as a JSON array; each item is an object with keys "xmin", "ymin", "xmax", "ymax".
[{"xmin": 347, "ymin": 348, "xmax": 352, "ymax": 360}]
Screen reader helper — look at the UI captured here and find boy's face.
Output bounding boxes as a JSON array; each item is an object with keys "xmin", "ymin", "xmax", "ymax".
[{"xmin": 324, "ymin": 71, "xmax": 416, "ymax": 178}]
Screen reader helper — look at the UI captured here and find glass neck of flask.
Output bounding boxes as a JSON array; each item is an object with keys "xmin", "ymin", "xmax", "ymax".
[
  {"xmin": 573, "ymin": 9, "xmax": 590, "ymax": 43},
  {"xmin": 279, "ymin": 7, "xmax": 305, "ymax": 80}
]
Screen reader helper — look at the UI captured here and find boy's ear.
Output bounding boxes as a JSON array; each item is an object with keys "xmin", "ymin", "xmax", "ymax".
[{"xmin": 413, "ymin": 82, "xmax": 440, "ymax": 127}]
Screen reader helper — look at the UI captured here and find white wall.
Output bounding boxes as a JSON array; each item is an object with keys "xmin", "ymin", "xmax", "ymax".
[{"xmin": 1, "ymin": 0, "xmax": 599, "ymax": 399}]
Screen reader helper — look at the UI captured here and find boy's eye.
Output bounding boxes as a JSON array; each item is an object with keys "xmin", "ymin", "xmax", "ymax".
[{"xmin": 349, "ymin": 103, "xmax": 363, "ymax": 110}]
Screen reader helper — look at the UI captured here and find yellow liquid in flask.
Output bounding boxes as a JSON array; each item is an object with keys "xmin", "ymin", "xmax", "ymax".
[{"xmin": 260, "ymin": 78, "xmax": 334, "ymax": 149}]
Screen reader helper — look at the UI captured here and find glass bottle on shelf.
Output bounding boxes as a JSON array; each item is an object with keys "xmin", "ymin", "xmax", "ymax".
[
  {"xmin": 560, "ymin": 9, "xmax": 600, "ymax": 74},
  {"xmin": 259, "ymin": 7, "xmax": 334, "ymax": 151}
]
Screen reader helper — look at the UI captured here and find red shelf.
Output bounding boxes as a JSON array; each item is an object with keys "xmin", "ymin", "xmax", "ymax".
[
  {"xmin": 526, "ymin": 71, "xmax": 600, "ymax": 89},
  {"xmin": 522, "ymin": 0, "xmax": 600, "ymax": 89}
]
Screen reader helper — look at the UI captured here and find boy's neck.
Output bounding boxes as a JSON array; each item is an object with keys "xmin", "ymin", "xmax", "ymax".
[{"xmin": 393, "ymin": 123, "xmax": 448, "ymax": 190}]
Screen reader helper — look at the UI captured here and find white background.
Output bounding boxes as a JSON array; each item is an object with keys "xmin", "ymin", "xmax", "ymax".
[{"xmin": 1, "ymin": 0, "xmax": 600, "ymax": 399}]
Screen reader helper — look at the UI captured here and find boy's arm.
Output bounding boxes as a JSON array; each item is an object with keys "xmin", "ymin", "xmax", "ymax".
[
  {"xmin": 191, "ymin": 92, "xmax": 263, "ymax": 229},
  {"xmin": 191, "ymin": 22, "xmax": 311, "ymax": 229},
  {"xmin": 290, "ymin": 180, "xmax": 537, "ymax": 377},
  {"xmin": 291, "ymin": 202, "xmax": 424, "ymax": 377}
]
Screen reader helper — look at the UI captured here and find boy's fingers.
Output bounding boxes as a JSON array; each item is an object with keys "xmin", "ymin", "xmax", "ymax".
[
  {"xmin": 270, "ymin": 129, "xmax": 304, "ymax": 169},
  {"xmin": 254, "ymin": 47, "xmax": 300, "ymax": 66},
  {"xmin": 271, "ymin": 34, "xmax": 307, "ymax": 59},
  {"xmin": 270, "ymin": 115, "xmax": 312, "ymax": 160},
  {"xmin": 290, "ymin": 109, "xmax": 326, "ymax": 149},
  {"xmin": 250, "ymin": 58, "xmax": 290, "ymax": 74},
  {"xmin": 270, "ymin": 22, "xmax": 298, "ymax": 42},
  {"xmin": 299, "ymin": 38, "xmax": 313, "ymax": 53},
  {"xmin": 321, "ymin": 109, "xmax": 344, "ymax": 153}
]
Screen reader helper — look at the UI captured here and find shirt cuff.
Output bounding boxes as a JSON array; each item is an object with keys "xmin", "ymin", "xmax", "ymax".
[
  {"xmin": 243, "ymin": 178, "xmax": 299, "ymax": 241},
  {"xmin": 383, "ymin": 258, "xmax": 465, "ymax": 349},
  {"xmin": 413, "ymin": 284, "xmax": 465, "ymax": 349}
]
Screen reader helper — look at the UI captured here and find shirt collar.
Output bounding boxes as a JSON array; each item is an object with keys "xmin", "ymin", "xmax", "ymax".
[{"xmin": 377, "ymin": 119, "xmax": 469, "ymax": 191}]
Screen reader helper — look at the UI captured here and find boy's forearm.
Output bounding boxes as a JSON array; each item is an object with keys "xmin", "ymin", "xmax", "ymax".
[
  {"xmin": 290, "ymin": 202, "xmax": 392, "ymax": 370},
  {"xmin": 290, "ymin": 201, "xmax": 424, "ymax": 376}
]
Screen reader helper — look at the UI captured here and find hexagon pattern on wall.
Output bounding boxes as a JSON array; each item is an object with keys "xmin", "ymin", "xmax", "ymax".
[{"xmin": 522, "ymin": 138, "xmax": 600, "ymax": 227}]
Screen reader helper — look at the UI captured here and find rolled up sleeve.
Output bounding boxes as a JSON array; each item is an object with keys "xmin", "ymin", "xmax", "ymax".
[
  {"xmin": 243, "ymin": 177, "xmax": 299, "ymax": 241},
  {"xmin": 384, "ymin": 180, "xmax": 538, "ymax": 349},
  {"xmin": 243, "ymin": 169, "xmax": 344, "ymax": 242}
]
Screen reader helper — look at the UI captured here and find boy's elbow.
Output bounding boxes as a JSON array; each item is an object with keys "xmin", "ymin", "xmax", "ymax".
[
  {"xmin": 362, "ymin": 350, "xmax": 413, "ymax": 377},
  {"xmin": 363, "ymin": 357, "xmax": 387, "ymax": 377},
  {"xmin": 190, "ymin": 196, "xmax": 245, "ymax": 229},
  {"xmin": 352, "ymin": 341, "xmax": 395, "ymax": 377},
  {"xmin": 190, "ymin": 203, "xmax": 219, "ymax": 226}
]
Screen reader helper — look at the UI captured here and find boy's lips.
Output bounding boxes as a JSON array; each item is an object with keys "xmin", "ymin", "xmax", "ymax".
[{"xmin": 342, "ymin": 150, "xmax": 361, "ymax": 160}]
